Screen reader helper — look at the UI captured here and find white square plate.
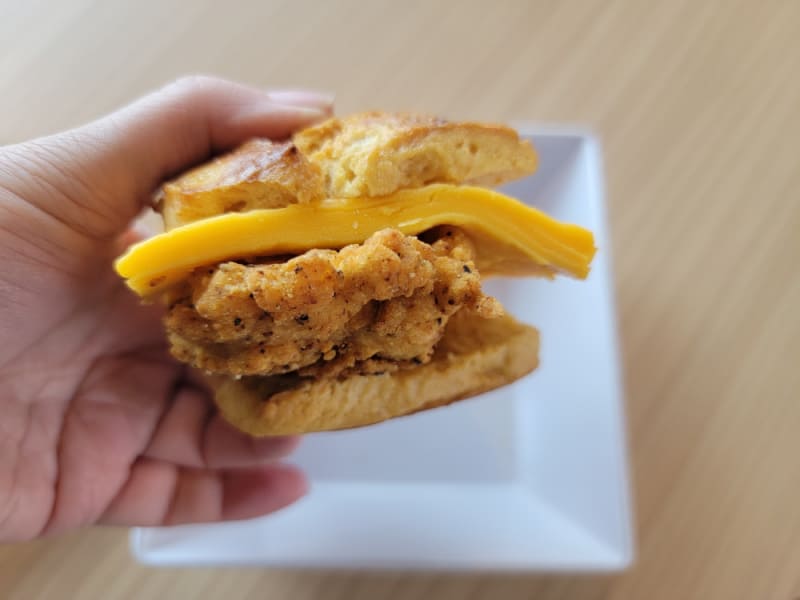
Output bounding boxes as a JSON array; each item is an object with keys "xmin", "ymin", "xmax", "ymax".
[{"xmin": 131, "ymin": 128, "xmax": 633, "ymax": 570}]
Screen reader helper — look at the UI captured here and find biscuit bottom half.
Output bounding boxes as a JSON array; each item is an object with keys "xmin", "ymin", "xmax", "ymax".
[{"xmin": 212, "ymin": 309, "xmax": 539, "ymax": 436}]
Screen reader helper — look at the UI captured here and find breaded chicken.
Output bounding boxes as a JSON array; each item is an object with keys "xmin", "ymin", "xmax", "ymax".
[{"xmin": 166, "ymin": 226, "xmax": 502, "ymax": 378}]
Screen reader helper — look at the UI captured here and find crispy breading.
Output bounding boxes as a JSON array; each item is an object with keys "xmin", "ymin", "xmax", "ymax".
[
  {"xmin": 293, "ymin": 111, "xmax": 537, "ymax": 197},
  {"xmin": 165, "ymin": 227, "xmax": 502, "ymax": 377},
  {"xmin": 158, "ymin": 139, "xmax": 325, "ymax": 229}
]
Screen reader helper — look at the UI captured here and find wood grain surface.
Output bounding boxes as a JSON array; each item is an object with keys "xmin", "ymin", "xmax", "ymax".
[{"xmin": 1, "ymin": 1, "xmax": 799, "ymax": 598}]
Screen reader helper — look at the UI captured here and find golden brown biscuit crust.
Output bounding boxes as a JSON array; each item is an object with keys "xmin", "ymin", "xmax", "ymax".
[
  {"xmin": 293, "ymin": 111, "xmax": 538, "ymax": 197},
  {"xmin": 213, "ymin": 311, "xmax": 539, "ymax": 436},
  {"xmin": 158, "ymin": 139, "xmax": 325, "ymax": 229},
  {"xmin": 157, "ymin": 112, "xmax": 537, "ymax": 228}
]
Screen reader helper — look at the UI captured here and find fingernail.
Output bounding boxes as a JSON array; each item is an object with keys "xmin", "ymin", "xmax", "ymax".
[
  {"xmin": 267, "ymin": 104, "xmax": 330, "ymax": 121},
  {"xmin": 268, "ymin": 89, "xmax": 335, "ymax": 110},
  {"xmin": 232, "ymin": 101, "xmax": 330, "ymax": 129}
]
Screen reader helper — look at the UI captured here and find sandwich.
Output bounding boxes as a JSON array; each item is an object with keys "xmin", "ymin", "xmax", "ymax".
[{"xmin": 115, "ymin": 112, "xmax": 596, "ymax": 436}]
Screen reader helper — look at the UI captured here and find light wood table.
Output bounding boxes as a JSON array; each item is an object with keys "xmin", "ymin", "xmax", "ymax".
[{"xmin": 1, "ymin": 1, "xmax": 798, "ymax": 598}]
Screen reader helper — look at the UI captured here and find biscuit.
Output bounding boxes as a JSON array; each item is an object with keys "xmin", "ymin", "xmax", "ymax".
[
  {"xmin": 158, "ymin": 139, "xmax": 325, "ymax": 229},
  {"xmin": 159, "ymin": 113, "xmax": 536, "ymax": 228},
  {"xmin": 214, "ymin": 311, "xmax": 539, "ymax": 436},
  {"xmin": 293, "ymin": 111, "xmax": 537, "ymax": 197}
]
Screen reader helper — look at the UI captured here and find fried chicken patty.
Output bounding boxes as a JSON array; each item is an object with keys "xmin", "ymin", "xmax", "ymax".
[{"xmin": 165, "ymin": 227, "xmax": 502, "ymax": 379}]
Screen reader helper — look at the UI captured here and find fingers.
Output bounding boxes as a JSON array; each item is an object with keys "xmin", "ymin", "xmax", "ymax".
[
  {"xmin": 145, "ymin": 385, "xmax": 300, "ymax": 469},
  {"xmin": 106, "ymin": 76, "xmax": 334, "ymax": 201},
  {"xmin": 219, "ymin": 464, "xmax": 307, "ymax": 523},
  {"xmin": 107, "ymin": 380, "xmax": 307, "ymax": 527},
  {"xmin": 100, "ymin": 459, "xmax": 307, "ymax": 527},
  {"xmin": 144, "ymin": 386, "xmax": 209, "ymax": 466},
  {"xmin": 7, "ymin": 76, "xmax": 334, "ymax": 238},
  {"xmin": 203, "ymin": 416, "xmax": 301, "ymax": 469}
]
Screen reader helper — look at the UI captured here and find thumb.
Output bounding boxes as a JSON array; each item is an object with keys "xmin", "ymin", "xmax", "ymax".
[{"xmin": 1, "ymin": 76, "xmax": 333, "ymax": 239}]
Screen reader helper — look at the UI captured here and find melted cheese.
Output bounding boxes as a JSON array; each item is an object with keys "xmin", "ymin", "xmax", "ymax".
[{"xmin": 115, "ymin": 184, "xmax": 596, "ymax": 296}]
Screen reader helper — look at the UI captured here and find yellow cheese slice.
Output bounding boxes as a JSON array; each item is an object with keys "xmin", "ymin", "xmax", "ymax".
[{"xmin": 115, "ymin": 184, "xmax": 596, "ymax": 296}]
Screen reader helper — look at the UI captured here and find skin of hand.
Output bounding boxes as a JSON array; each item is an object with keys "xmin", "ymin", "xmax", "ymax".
[{"xmin": 0, "ymin": 76, "xmax": 334, "ymax": 542}]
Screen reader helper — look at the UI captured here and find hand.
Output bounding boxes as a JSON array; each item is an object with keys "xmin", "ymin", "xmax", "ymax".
[{"xmin": 0, "ymin": 76, "xmax": 333, "ymax": 541}]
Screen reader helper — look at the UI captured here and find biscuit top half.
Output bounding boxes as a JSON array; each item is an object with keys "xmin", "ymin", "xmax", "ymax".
[{"xmin": 158, "ymin": 112, "xmax": 537, "ymax": 230}]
